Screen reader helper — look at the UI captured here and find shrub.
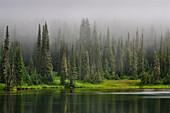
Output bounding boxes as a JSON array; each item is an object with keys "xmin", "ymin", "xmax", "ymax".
[
  {"xmin": 163, "ymin": 73, "xmax": 170, "ymax": 84},
  {"xmin": 141, "ymin": 72, "xmax": 150, "ymax": 84}
]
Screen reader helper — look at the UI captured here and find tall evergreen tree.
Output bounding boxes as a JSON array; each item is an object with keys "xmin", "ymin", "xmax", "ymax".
[
  {"xmin": 159, "ymin": 36, "xmax": 164, "ymax": 78},
  {"xmin": 40, "ymin": 23, "xmax": 53, "ymax": 83},
  {"xmin": 165, "ymin": 46, "xmax": 170, "ymax": 75},
  {"xmin": 0, "ymin": 43, "xmax": 4, "ymax": 82},
  {"xmin": 33, "ymin": 24, "xmax": 41, "ymax": 74},
  {"xmin": 131, "ymin": 40, "xmax": 138, "ymax": 79},
  {"xmin": 138, "ymin": 34, "xmax": 145, "ymax": 74},
  {"xmin": 106, "ymin": 28, "xmax": 115, "ymax": 74},
  {"xmin": 124, "ymin": 33, "xmax": 132, "ymax": 76},
  {"xmin": 2, "ymin": 26, "xmax": 10, "ymax": 86},
  {"xmin": 93, "ymin": 24, "xmax": 103, "ymax": 75},
  {"xmin": 70, "ymin": 44, "xmax": 77, "ymax": 86},
  {"xmin": 60, "ymin": 44, "xmax": 68, "ymax": 85},
  {"xmin": 76, "ymin": 42, "xmax": 82, "ymax": 80},
  {"xmin": 28, "ymin": 57, "xmax": 34, "ymax": 75},
  {"xmin": 135, "ymin": 28, "xmax": 139, "ymax": 51},
  {"xmin": 153, "ymin": 51, "xmax": 160, "ymax": 83},
  {"xmin": 81, "ymin": 49, "xmax": 90, "ymax": 82},
  {"xmin": 14, "ymin": 47, "xmax": 23, "ymax": 86},
  {"xmin": 116, "ymin": 38, "xmax": 123, "ymax": 77}
]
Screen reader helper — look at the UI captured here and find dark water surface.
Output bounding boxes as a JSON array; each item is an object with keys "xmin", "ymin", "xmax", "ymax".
[{"xmin": 0, "ymin": 89, "xmax": 170, "ymax": 113}]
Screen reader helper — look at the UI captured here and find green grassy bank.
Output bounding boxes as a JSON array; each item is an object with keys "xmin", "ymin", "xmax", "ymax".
[{"xmin": 1, "ymin": 77, "xmax": 170, "ymax": 90}]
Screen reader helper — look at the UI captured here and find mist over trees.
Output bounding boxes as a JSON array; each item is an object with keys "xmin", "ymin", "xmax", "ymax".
[{"xmin": 0, "ymin": 18, "xmax": 170, "ymax": 87}]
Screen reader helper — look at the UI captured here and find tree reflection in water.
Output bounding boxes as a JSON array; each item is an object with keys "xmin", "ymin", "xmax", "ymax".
[{"xmin": 0, "ymin": 89, "xmax": 169, "ymax": 113}]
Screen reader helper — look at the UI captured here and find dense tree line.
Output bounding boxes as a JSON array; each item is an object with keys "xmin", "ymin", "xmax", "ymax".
[{"xmin": 0, "ymin": 19, "xmax": 170, "ymax": 88}]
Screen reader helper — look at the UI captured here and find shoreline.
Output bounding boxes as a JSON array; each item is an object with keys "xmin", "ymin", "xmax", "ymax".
[{"xmin": 1, "ymin": 79, "xmax": 170, "ymax": 91}]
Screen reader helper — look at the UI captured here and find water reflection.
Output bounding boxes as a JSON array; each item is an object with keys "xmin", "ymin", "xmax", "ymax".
[{"xmin": 0, "ymin": 89, "xmax": 169, "ymax": 113}]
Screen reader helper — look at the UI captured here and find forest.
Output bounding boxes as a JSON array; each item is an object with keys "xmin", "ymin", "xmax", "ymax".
[{"xmin": 0, "ymin": 18, "xmax": 170, "ymax": 89}]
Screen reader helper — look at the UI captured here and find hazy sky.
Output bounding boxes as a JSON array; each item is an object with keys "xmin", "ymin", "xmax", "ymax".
[{"xmin": 0, "ymin": 0, "xmax": 170, "ymax": 23}]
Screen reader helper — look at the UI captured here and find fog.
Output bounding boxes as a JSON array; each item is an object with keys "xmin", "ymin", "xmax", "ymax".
[
  {"xmin": 1, "ymin": 0, "xmax": 170, "ymax": 22},
  {"xmin": 0, "ymin": 0, "xmax": 170, "ymax": 64},
  {"xmin": 1, "ymin": 0, "xmax": 170, "ymax": 36}
]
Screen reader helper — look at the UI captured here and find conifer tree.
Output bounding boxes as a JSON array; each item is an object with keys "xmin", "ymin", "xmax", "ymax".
[
  {"xmin": 70, "ymin": 44, "xmax": 77, "ymax": 86},
  {"xmin": 60, "ymin": 44, "xmax": 68, "ymax": 85},
  {"xmin": 34, "ymin": 24, "xmax": 41, "ymax": 74},
  {"xmin": 106, "ymin": 28, "xmax": 115, "ymax": 74},
  {"xmin": 93, "ymin": 25, "xmax": 103, "ymax": 75},
  {"xmin": 153, "ymin": 51, "xmax": 160, "ymax": 83},
  {"xmin": 14, "ymin": 47, "xmax": 23, "ymax": 86},
  {"xmin": 76, "ymin": 42, "xmax": 82, "ymax": 80},
  {"xmin": 81, "ymin": 49, "xmax": 90, "ymax": 82},
  {"xmin": 28, "ymin": 57, "xmax": 34, "ymax": 75},
  {"xmin": 131, "ymin": 40, "xmax": 138, "ymax": 79},
  {"xmin": 165, "ymin": 46, "xmax": 170, "ymax": 75},
  {"xmin": 0, "ymin": 43, "xmax": 3, "ymax": 82},
  {"xmin": 138, "ymin": 34, "xmax": 145, "ymax": 74},
  {"xmin": 66, "ymin": 44, "xmax": 70, "ymax": 77},
  {"xmin": 40, "ymin": 23, "xmax": 53, "ymax": 83},
  {"xmin": 124, "ymin": 33, "xmax": 132, "ymax": 76},
  {"xmin": 135, "ymin": 28, "xmax": 139, "ymax": 51},
  {"xmin": 116, "ymin": 38, "xmax": 123, "ymax": 77},
  {"xmin": 159, "ymin": 36, "xmax": 164, "ymax": 78},
  {"xmin": 2, "ymin": 26, "xmax": 9, "ymax": 86},
  {"xmin": 103, "ymin": 58, "xmax": 109, "ymax": 75}
]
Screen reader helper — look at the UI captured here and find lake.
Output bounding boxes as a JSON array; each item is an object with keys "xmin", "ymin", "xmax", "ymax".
[{"xmin": 0, "ymin": 89, "xmax": 170, "ymax": 113}]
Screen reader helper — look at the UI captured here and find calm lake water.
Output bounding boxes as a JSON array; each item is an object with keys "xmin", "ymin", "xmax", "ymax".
[{"xmin": 0, "ymin": 89, "xmax": 170, "ymax": 113}]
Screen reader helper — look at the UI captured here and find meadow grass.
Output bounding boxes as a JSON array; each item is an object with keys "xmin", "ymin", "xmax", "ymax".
[
  {"xmin": 0, "ymin": 83, "xmax": 5, "ymax": 90},
  {"xmin": 1, "ymin": 76, "xmax": 170, "ymax": 90}
]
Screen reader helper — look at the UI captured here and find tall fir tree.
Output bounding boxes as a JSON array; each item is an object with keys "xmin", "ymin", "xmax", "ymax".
[
  {"xmin": 138, "ymin": 34, "xmax": 145, "ymax": 74},
  {"xmin": 131, "ymin": 40, "xmax": 138, "ymax": 79},
  {"xmin": 116, "ymin": 38, "xmax": 124, "ymax": 77},
  {"xmin": 0, "ymin": 43, "xmax": 4, "ymax": 82},
  {"xmin": 159, "ymin": 36, "xmax": 164, "ymax": 78},
  {"xmin": 60, "ymin": 44, "xmax": 68, "ymax": 85},
  {"xmin": 165, "ymin": 46, "xmax": 170, "ymax": 75},
  {"xmin": 81, "ymin": 49, "xmax": 90, "ymax": 82},
  {"xmin": 76, "ymin": 42, "xmax": 82, "ymax": 80},
  {"xmin": 93, "ymin": 24, "xmax": 103, "ymax": 75},
  {"xmin": 124, "ymin": 32, "xmax": 132, "ymax": 76},
  {"xmin": 33, "ymin": 24, "xmax": 41, "ymax": 74},
  {"xmin": 153, "ymin": 51, "xmax": 160, "ymax": 83},
  {"xmin": 28, "ymin": 57, "xmax": 34, "ymax": 75},
  {"xmin": 14, "ymin": 47, "xmax": 23, "ymax": 86},
  {"xmin": 2, "ymin": 26, "xmax": 10, "ymax": 86},
  {"xmin": 106, "ymin": 28, "xmax": 115, "ymax": 74},
  {"xmin": 69, "ymin": 44, "xmax": 77, "ymax": 86},
  {"xmin": 40, "ymin": 23, "xmax": 53, "ymax": 83}
]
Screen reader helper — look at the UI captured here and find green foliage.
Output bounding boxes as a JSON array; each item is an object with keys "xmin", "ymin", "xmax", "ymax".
[
  {"xmin": 0, "ymin": 83, "xmax": 5, "ymax": 90},
  {"xmin": 40, "ymin": 23, "xmax": 53, "ymax": 83},
  {"xmin": 138, "ymin": 34, "xmax": 145, "ymax": 74},
  {"xmin": 23, "ymin": 67, "xmax": 33, "ymax": 85},
  {"xmin": 131, "ymin": 45, "xmax": 138, "ymax": 80},
  {"xmin": 141, "ymin": 72, "xmax": 150, "ymax": 85},
  {"xmin": 14, "ymin": 47, "xmax": 23, "ymax": 86},
  {"xmin": 2, "ymin": 26, "xmax": 9, "ymax": 85},
  {"xmin": 28, "ymin": 57, "xmax": 34, "ymax": 75},
  {"xmin": 163, "ymin": 73, "xmax": 170, "ymax": 84},
  {"xmin": 33, "ymin": 24, "xmax": 41, "ymax": 74},
  {"xmin": 69, "ymin": 44, "xmax": 77, "ymax": 85},
  {"xmin": 116, "ymin": 38, "xmax": 124, "ymax": 77},
  {"xmin": 124, "ymin": 33, "xmax": 132, "ymax": 76},
  {"xmin": 104, "ymin": 71, "xmax": 119, "ymax": 80},
  {"xmin": 1, "ymin": 19, "xmax": 170, "ymax": 87},
  {"xmin": 159, "ymin": 36, "xmax": 164, "ymax": 78},
  {"xmin": 81, "ymin": 50, "xmax": 90, "ymax": 82},
  {"xmin": 60, "ymin": 44, "xmax": 68, "ymax": 85},
  {"xmin": 153, "ymin": 51, "xmax": 160, "ymax": 84},
  {"xmin": 141, "ymin": 72, "xmax": 155, "ymax": 85}
]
